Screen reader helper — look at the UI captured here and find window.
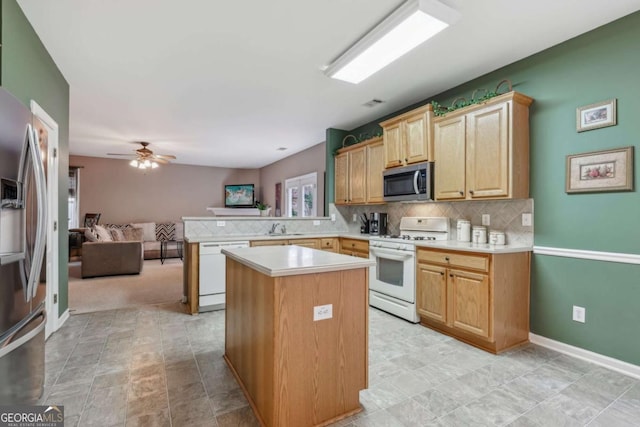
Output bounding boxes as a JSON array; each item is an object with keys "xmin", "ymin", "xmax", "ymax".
[
  {"xmin": 284, "ymin": 172, "xmax": 317, "ymax": 217},
  {"xmin": 68, "ymin": 167, "xmax": 80, "ymax": 228}
]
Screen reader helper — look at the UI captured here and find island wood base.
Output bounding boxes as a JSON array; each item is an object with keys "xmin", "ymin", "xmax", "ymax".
[{"xmin": 224, "ymin": 258, "xmax": 368, "ymax": 427}]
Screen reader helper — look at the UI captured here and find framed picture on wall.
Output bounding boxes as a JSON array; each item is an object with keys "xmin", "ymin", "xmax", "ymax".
[
  {"xmin": 576, "ymin": 99, "xmax": 617, "ymax": 132},
  {"xmin": 566, "ymin": 146, "xmax": 634, "ymax": 193}
]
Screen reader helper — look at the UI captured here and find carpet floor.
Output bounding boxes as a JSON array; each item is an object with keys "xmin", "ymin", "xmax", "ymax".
[{"xmin": 68, "ymin": 258, "xmax": 183, "ymax": 314}]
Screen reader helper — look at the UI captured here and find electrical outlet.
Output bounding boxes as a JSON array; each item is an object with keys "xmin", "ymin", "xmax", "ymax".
[
  {"xmin": 330, "ymin": 214, "xmax": 336, "ymax": 222},
  {"xmin": 522, "ymin": 213, "xmax": 532, "ymax": 227},
  {"xmin": 313, "ymin": 220, "xmax": 320, "ymax": 226},
  {"xmin": 352, "ymin": 214, "xmax": 358, "ymax": 222},
  {"xmin": 482, "ymin": 214, "xmax": 490, "ymax": 226},
  {"xmin": 216, "ymin": 221, "xmax": 226, "ymax": 227},
  {"xmin": 572, "ymin": 305, "xmax": 586, "ymax": 323},
  {"xmin": 313, "ymin": 304, "xmax": 333, "ymax": 321}
]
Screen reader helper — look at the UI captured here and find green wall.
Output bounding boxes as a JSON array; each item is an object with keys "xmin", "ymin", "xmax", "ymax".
[
  {"xmin": 327, "ymin": 12, "xmax": 640, "ymax": 365},
  {"xmin": 1, "ymin": 0, "xmax": 70, "ymax": 316}
]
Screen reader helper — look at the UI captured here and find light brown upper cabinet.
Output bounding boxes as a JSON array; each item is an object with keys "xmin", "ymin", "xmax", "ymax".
[
  {"xmin": 335, "ymin": 137, "xmax": 384, "ymax": 205},
  {"xmin": 433, "ymin": 92, "xmax": 533, "ymax": 201},
  {"xmin": 380, "ymin": 104, "xmax": 434, "ymax": 169}
]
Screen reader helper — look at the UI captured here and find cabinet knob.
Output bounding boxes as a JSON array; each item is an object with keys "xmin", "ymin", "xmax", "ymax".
[
  {"xmin": 398, "ymin": 160, "xmax": 401, "ymax": 163},
  {"xmin": 445, "ymin": 256, "xmax": 450, "ymax": 261},
  {"xmin": 459, "ymin": 191, "xmax": 464, "ymax": 196},
  {"xmin": 405, "ymin": 158, "xmax": 408, "ymax": 162},
  {"xmin": 449, "ymin": 274, "xmax": 454, "ymax": 278},
  {"xmin": 440, "ymin": 272, "xmax": 445, "ymax": 276},
  {"xmin": 469, "ymin": 190, "xmax": 474, "ymax": 195}
]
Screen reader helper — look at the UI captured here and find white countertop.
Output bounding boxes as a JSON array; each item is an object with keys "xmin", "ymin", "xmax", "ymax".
[
  {"xmin": 414, "ymin": 240, "xmax": 532, "ymax": 254},
  {"xmin": 184, "ymin": 232, "xmax": 369, "ymax": 243},
  {"xmin": 221, "ymin": 245, "xmax": 374, "ymax": 277}
]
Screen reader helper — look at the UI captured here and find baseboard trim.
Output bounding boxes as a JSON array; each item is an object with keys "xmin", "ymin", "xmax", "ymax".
[
  {"xmin": 529, "ymin": 333, "xmax": 640, "ymax": 379},
  {"xmin": 57, "ymin": 309, "xmax": 70, "ymax": 330},
  {"xmin": 533, "ymin": 246, "xmax": 640, "ymax": 265}
]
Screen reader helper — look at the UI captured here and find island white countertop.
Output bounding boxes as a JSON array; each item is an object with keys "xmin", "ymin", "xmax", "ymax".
[{"xmin": 221, "ymin": 245, "xmax": 374, "ymax": 277}]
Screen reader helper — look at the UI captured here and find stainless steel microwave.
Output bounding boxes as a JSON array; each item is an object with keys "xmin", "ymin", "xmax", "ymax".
[{"xmin": 383, "ymin": 161, "xmax": 434, "ymax": 202}]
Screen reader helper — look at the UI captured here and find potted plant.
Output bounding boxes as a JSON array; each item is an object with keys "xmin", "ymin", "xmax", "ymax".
[{"xmin": 256, "ymin": 202, "xmax": 271, "ymax": 216}]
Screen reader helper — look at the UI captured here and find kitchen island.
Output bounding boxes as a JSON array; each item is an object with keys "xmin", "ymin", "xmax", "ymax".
[{"xmin": 221, "ymin": 245, "xmax": 374, "ymax": 427}]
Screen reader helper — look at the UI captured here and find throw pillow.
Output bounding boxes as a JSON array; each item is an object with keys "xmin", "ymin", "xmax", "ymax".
[
  {"xmin": 131, "ymin": 222, "xmax": 156, "ymax": 242},
  {"xmin": 84, "ymin": 227, "xmax": 99, "ymax": 242},
  {"xmin": 110, "ymin": 228, "xmax": 125, "ymax": 241},
  {"xmin": 94, "ymin": 225, "xmax": 113, "ymax": 241},
  {"xmin": 123, "ymin": 227, "xmax": 144, "ymax": 241},
  {"xmin": 155, "ymin": 223, "xmax": 176, "ymax": 242}
]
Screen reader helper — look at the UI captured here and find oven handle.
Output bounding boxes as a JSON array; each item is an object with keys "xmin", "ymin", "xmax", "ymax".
[
  {"xmin": 413, "ymin": 170, "xmax": 420, "ymax": 194},
  {"xmin": 370, "ymin": 247, "xmax": 414, "ymax": 261}
]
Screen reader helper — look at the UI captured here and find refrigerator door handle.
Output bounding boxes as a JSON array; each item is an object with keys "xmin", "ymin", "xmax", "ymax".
[
  {"xmin": 20, "ymin": 124, "xmax": 47, "ymax": 301},
  {"xmin": 0, "ymin": 304, "xmax": 45, "ymax": 358}
]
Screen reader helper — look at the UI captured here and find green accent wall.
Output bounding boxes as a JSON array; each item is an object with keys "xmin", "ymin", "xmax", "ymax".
[
  {"xmin": 324, "ymin": 127, "xmax": 349, "ymax": 214},
  {"xmin": 1, "ymin": 0, "xmax": 70, "ymax": 317},
  {"xmin": 326, "ymin": 11, "xmax": 640, "ymax": 365}
]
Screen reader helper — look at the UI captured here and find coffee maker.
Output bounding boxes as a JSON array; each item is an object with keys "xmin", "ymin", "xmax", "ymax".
[{"xmin": 369, "ymin": 213, "xmax": 388, "ymax": 235}]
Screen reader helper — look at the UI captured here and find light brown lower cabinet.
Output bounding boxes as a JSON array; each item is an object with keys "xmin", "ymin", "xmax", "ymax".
[
  {"xmin": 339, "ymin": 238, "xmax": 370, "ymax": 258},
  {"xmin": 416, "ymin": 248, "xmax": 530, "ymax": 353},
  {"xmin": 250, "ymin": 238, "xmax": 340, "ymax": 251}
]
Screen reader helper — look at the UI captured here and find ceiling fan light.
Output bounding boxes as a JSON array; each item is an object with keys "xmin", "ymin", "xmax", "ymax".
[
  {"xmin": 151, "ymin": 161, "xmax": 159, "ymax": 169},
  {"xmin": 143, "ymin": 159, "xmax": 151, "ymax": 167},
  {"xmin": 130, "ymin": 160, "xmax": 139, "ymax": 168},
  {"xmin": 138, "ymin": 163, "xmax": 147, "ymax": 169}
]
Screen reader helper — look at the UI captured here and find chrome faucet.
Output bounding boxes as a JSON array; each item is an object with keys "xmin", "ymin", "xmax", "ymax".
[
  {"xmin": 269, "ymin": 223, "xmax": 279, "ymax": 234},
  {"xmin": 280, "ymin": 225, "xmax": 287, "ymax": 234}
]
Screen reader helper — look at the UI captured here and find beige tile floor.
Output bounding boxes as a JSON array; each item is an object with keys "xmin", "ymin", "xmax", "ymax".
[{"xmin": 41, "ymin": 302, "xmax": 640, "ymax": 426}]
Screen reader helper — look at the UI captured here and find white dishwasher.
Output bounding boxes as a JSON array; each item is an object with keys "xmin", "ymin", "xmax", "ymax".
[{"xmin": 199, "ymin": 241, "xmax": 249, "ymax": 312}]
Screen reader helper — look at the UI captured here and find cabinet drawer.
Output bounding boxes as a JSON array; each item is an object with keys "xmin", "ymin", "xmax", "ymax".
[
  {"xmin": 250, "ymin": 240, "xmax": 288, "ymax": 247},
  {"xmin": 340, "ymin": 238, "xmax": 369, "ymax": 254},
  {"xmin": 288, "ymin": 238, "xmax": 318, "ymax": 249},
  {"xmin": 417, "ymin": 249, "xmax": 488, "ymax": 272},
  {"xmin": 320, "ymin": 238, "xmax": 337, "ymax": 250}
]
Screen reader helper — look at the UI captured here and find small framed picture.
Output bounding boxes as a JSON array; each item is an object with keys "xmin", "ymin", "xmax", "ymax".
[
  {"xmin": 566, "ymin": 146, "xmax": 634, "ymax": 193},
  {"xmin": 576, "ymin": 99, "xmax": 617, "ymax": 132}
]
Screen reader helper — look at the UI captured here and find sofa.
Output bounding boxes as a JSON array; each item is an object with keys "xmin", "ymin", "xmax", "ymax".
[
  {"xmin": 82, "ymin": 240, "xmax": 143, "ymax": 278},
  {"xmin": 80, "ymin": 221, "xmax": 183, "ymax": 278}
]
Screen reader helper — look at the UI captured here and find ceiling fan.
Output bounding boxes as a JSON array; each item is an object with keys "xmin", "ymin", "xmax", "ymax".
[{"xmin": 107, "ymin": 141, "xmax": 176, "ymax": 169}]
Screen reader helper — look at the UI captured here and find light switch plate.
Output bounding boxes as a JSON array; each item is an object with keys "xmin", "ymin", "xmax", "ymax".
[
  {"xmin": 482, "ymin": 214, "xmax": 490, "ymax": 226},
  {"xmin": 216, "ymin": 221, "xmax": 226, "ymax": 227},
  {"xmin": 352, "ymin": 214, "xmax": 357, "ymax": 222},
  {"xmin": 572, "ymin": 305, "xmax": 586, "ymax": 323},
  {"xmin": 313, "ymin": 220, "xmax": 320, "ymax": 226},
  {"xmin": 522, "ymin": 213, "xmax": 532, "ymax": 227},
  {"xmin": 331, "ymin": 214, "xmax": 336, "ymax": 222},
  {"xmin": 313, "ymin": 304, "xmax": 333, "ymax": 321}
]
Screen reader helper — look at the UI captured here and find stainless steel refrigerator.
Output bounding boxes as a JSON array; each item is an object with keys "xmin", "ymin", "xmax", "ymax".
[{"xmin": 0, "ymin": 87, "xmax": 48, "ymax": 404}]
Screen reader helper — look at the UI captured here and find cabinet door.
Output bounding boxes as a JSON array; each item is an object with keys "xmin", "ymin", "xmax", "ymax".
[
  {"xmin": 348, "ymin": 148, "xmax": 366, "ymax": 204},
  {"xmin": 383, "ymin": 122, "xmax": 404, "ymax": 168},
  {"xmin": 467, "ymin": 102, "xmax": 509, "ymax": 198},
  {"xmin": 434, "ymin": 115, "xmax": 467, "ymax": 200},
  {"xmin": 288, "ymin": 238, "xmax": 318, "ymax": 249},
  {"xmin": 417, "ymin": 263, "xmax": 448, "ymax": 323},
  {"xmin": 449, "ymin": 269, "xmax": 491, "ymax": 339},
  {"xmin": 334, "ymin": 152, "xmax": 349, "ymax": 205},
  {"xmin": 404, "ymin": 112, "xmax": 429, "ymax": 164},
  {"xmin": 366, "ymin": 140, "xmax": 385, "ymax": 203}
]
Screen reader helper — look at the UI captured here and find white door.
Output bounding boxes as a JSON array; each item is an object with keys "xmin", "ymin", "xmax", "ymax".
[{"xmin": 31, "ymin": 101, "xmax": 59, "ymax": 339}]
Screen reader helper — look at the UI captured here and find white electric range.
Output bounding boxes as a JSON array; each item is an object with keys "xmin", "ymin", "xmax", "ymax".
[{"xmin": 368, "ymin": 217, "xmax": 450, "ymax": 322}]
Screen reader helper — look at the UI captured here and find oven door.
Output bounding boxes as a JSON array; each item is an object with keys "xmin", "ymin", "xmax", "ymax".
[{"xmin": 369, "ymin": 247, "xmax": 415, "ymax": 303}]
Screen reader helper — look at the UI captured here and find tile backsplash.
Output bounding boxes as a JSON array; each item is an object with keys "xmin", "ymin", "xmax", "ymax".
[
  {"xmin": 184, "ymin": 200, "xmax": 533, "ymax": 247},
  {"xmin": 337, "ymin": 199, "xmax": 534, "ymax": 246}
]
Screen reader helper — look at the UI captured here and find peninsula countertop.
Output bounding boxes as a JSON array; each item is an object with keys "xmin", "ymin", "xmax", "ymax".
[{"xmin": 221, "ymin": 245, "xmax": 374, "ymax": 277}]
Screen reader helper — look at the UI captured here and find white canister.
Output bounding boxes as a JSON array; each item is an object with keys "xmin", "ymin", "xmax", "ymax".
[
  {"xmin": 472, "ymin": 226, "xmax": 487, "ymax": 244},
  {"xmin": 457, "ymin": 220, "xmax": 471, "ymax": 242},
  {"xmin": 489, "ymin": 231, "xmax": 506, "ymax": 245}
]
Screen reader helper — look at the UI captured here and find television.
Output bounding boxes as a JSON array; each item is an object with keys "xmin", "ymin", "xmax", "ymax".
[{"xmin": 224, "ymin": 184, "xmax": 255, "ymax": 208}]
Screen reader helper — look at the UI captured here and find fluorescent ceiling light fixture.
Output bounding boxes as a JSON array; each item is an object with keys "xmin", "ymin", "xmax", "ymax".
[{"xmin": 324, "ymin": 0, "xmax": 460, "ymax": 84}]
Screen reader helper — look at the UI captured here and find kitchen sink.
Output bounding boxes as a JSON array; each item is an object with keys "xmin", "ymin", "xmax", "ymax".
[{"xmin": 265, "ymin": 232, "xmax": 304, "ymax": 236}]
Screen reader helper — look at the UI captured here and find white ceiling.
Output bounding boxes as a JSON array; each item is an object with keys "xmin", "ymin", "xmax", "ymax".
[{"xmin": 17, "ymin": 0, "xmax": 640, "ymax": 168}]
